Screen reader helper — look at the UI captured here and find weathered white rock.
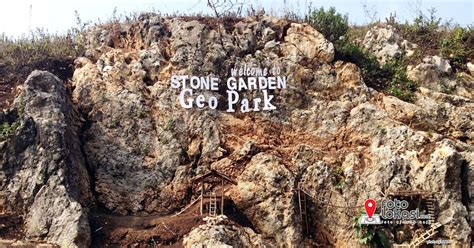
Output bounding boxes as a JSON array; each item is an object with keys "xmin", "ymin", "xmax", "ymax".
[
  {"xmin": 423, "ymin": 55, "xmax": 452, "ymax": 74},
  {"xmin": 363, "ymin": 25, "xmax": 417, "ymax": 64},
  {"xmin": 406, "ymin": 56, "xmax": 466, "ymax": 96},
  {"xmin": 183, "ymin": 215, "xmax": 266, "ymax": 248},
  {"xmin": 282, "ymin": 23, "xmax": 335, "ymax": 63},
  {"xmin": 407, "ymin": 56, "xmax": 452, "ymax": 84},
  {"xmin": 467, "ymin": 62, "xmax": 474, "ymax": 76}
]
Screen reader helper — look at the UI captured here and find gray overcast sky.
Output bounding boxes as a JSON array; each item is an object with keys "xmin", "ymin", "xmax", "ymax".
[{"xmin": 0, "ymin": 0, "xmax": 473, "ymax": 37}]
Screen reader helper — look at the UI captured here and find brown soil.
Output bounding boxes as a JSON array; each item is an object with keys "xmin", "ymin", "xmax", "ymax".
[
  {"xmin": 0, "ymin": 214, "xmax": 24, "ymax": 240},
  {"xmin": 0, "ymin": 199, "xmax": 249, "ymax": 247},
  {"xmin": 89, "ymin": 196, "xmax": 253, "ymax": 247},
  {"xmin": 0, "ymin": 198, "xmax": 224, "ymax": 247},
  {"xmin": 90, "ymin": 200, "xmax": 204, "ymax": 247},
  {"xmin": 219, "ymin": 114, "xmax": 371, "ymax": 175}
]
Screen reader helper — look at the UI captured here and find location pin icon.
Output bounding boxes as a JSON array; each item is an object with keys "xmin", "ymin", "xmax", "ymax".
[{"xmin": 364, "ymin": 199, "xmax": 376, "ymax": 219}]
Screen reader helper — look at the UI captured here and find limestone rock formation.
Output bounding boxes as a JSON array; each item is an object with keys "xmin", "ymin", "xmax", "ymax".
[
  {"xmin": 407, "ymin": 56, "xmax": 473, "ymax": 99},
  {"xmin": 1, "ymin": 14, "xmax": 472, "ymax": 247},
  {"xmin": 282, "ymin": 22, "xmax": 335, "ymax": 64},
  {"xmin": 0, "ymin": 71, "xmax": 92, "ymax": 247},
  {"xmin": 75, "ymin": 13, "xmax": 474, "ymax": 246},
  {"xmin": 363, "ymin": 25, "xmax": 417, "ymax": 64},
  {"xmin": 406, "ymin": 55, "xmax": 452, "ymax": 83},
  {"xmin": 229, "ymin": 153, "xmax": 301, "ymax": 246}
]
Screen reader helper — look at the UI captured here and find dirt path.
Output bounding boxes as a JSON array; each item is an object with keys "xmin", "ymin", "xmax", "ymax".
[{"xmin": 90, "ymin": 199, "xmax": 208, "ymax": 247}]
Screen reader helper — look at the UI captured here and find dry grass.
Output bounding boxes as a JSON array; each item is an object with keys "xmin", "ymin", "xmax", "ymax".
[{"xmin": 0, "ymin": 30, "xmax": 83, "ymax": 107}]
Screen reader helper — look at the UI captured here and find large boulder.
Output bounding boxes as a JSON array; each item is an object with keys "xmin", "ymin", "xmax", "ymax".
[
  {"xmin": 407, "ymin": 55, "xmax": 452, "ymax": 84},
  {"xmin": 363, "ymin": 25, "xmax": 417, "ymax": 64},
  {"xmin": 282, "ymin": 23, "xmax": 335, "ymax": 64},
  {"xmin": 229, "ymin": 153, "xmax": 302, "ymax": 246},
  {"xmin": 0, "ymin": 71, "xmax": 92, "ymax": 247},
  {"xmin": 73, "ymin": 52, "xmax": 188, "ymax": 215},
  {"xmin": 73, "ymin": 43, "xmax": 227, "ymax": 215},
  {"xmin": 183, "ymin": 215, "xmax": 266, "ymax": 247},
  {"xmin": 405, "ymin": 56, "xmax": 474, "ymax": 98}
]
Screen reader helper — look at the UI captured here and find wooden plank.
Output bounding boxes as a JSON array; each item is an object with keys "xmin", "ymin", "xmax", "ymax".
[
  {"xmin": 220, "ymin": 178, "xmax": 224, "ymax": 215},
  {"xmin": 191, "ymin": 170, "xmax": 237, "ymax": 185},
  {"xmin": 200, "ymin": 185, "xmax": 204, "ymax": 215}
]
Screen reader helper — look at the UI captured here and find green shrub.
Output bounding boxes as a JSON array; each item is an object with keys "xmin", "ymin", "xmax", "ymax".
[
  {"xmin": 352, "ymin": 213, "xmax": 390, "ymax": 247},
  {"xmin": 304, "ymin": 7, "xmax": 417, "ymax": 101},
  {"xmin": 335, "ymin": 39, "xmax": 416, "ymax": 102},
  {"xmin": 305, "ymin": 6, "xmax": 349, "ymax": 43},
  {"xmin": 400, "ymin": 8, "xmax": 441, "ymax": 41},
  {"xmin": 396, "ymin": 7, "xmax": 473, "ymax": 73},
  {"xmin": 336, "ymin": 40, "xmax": 390, "ymax": 90},
  {"xmin": 384, "ymin": 59, "xmax": 416, "ymax": 102},
  {"xmin": 0, "ymin": 29, "xmax": 84, "ymax": 107},
  {"xmin": 0, "ymin": 121, "xmax": 18, "ymax": 140},
  {"xmin": 352, "ymin": 214, "xmax": 375, "ymax": 245},
  {"xmin": 439, "ymin": 26, "xmax": 473, "ymax": 72}
]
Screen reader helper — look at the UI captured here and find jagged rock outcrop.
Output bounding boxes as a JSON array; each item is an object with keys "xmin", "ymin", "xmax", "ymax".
[
  {"xmin": 407, "ymin": 56, "xmax": 473, "ymax": 99},
  {"xmin": 183, "ymin": 215, "xmax": 266, "ymax": 247},
  {"xmin": 72, "ymin": 14, "xmax": 471, "ymax": 246},
  {"xmin": 72, "ymin": 14, "xmax": 336, "ymax": 218},
  {"xmin": 282, "ymin": 22, "xmax": 335, "ymax": 64},
  {"xmin": 379, "ymin": 89, "xmax": 473, "ymax": 143},
  {"xmin": 2, "ymin": 14, "xmax": 472, "ymax": 247},
  {"xmin": 298, "ymin": 103, "xmax": 473, "ymax": 246},
  {"xmin": 73, "ymin": 49, "xmax": 224, "ymax": 215},
  {"xmin": 0, "ymin": 71, "xmax": 92, "ymax": 247},
  {"xmin": 229, "ymin": 153, "xmax": 301, "ymax": 246},
  {"xmin": 363, "ymin": 25, "xmax": 417, "ymax": 64}
]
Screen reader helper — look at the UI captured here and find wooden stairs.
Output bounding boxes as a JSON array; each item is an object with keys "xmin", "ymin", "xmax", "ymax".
[
  {"xmin": 425, "ymin": 195, "xmax": 436, "ymax": 225},
  {"xmin": 411, "ymin": 222, "xmax": 442, "ymax": 247},
  {"xmin": 209, "ymin": 193, "xmax": 217, "ymax": 217},
  {"xmin": 297, "ymin": 184, "xmax": 309, "ymax": 235},
  {"xmin": 393, "ymin": 222, "xmax": 442, "ymax": 248}
]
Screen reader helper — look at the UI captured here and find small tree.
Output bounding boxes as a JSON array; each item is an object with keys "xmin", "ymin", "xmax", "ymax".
[{"xmin": 305, "ymin": 6, "xmax": 349, "ymax": 43}]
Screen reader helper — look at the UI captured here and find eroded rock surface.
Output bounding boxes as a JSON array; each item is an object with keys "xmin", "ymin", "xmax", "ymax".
[
  {"xmin": 407, "ymin": 56, "xmax": 473, "ymax": 99},
  {"xmin": 183, "ymin": 215, "xmax": 266, "ymax": 248},
  {"xmin": 0, "ymin": 71, "xmax": 92, "ymax": 247},
  {"xmin": 73, "ymin": 15, "xmax": 472, "ymax": 246},
  {"xmin": 363, "ymin": 25, "xmax": 417, "ymax": 64},
  {"xmin": 230, "ymin": 153, "xmax": 301, "ymax": 246},
  {"xmin": 1, "ymin": 14, "xmax": 472, "ymax": 247}
]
